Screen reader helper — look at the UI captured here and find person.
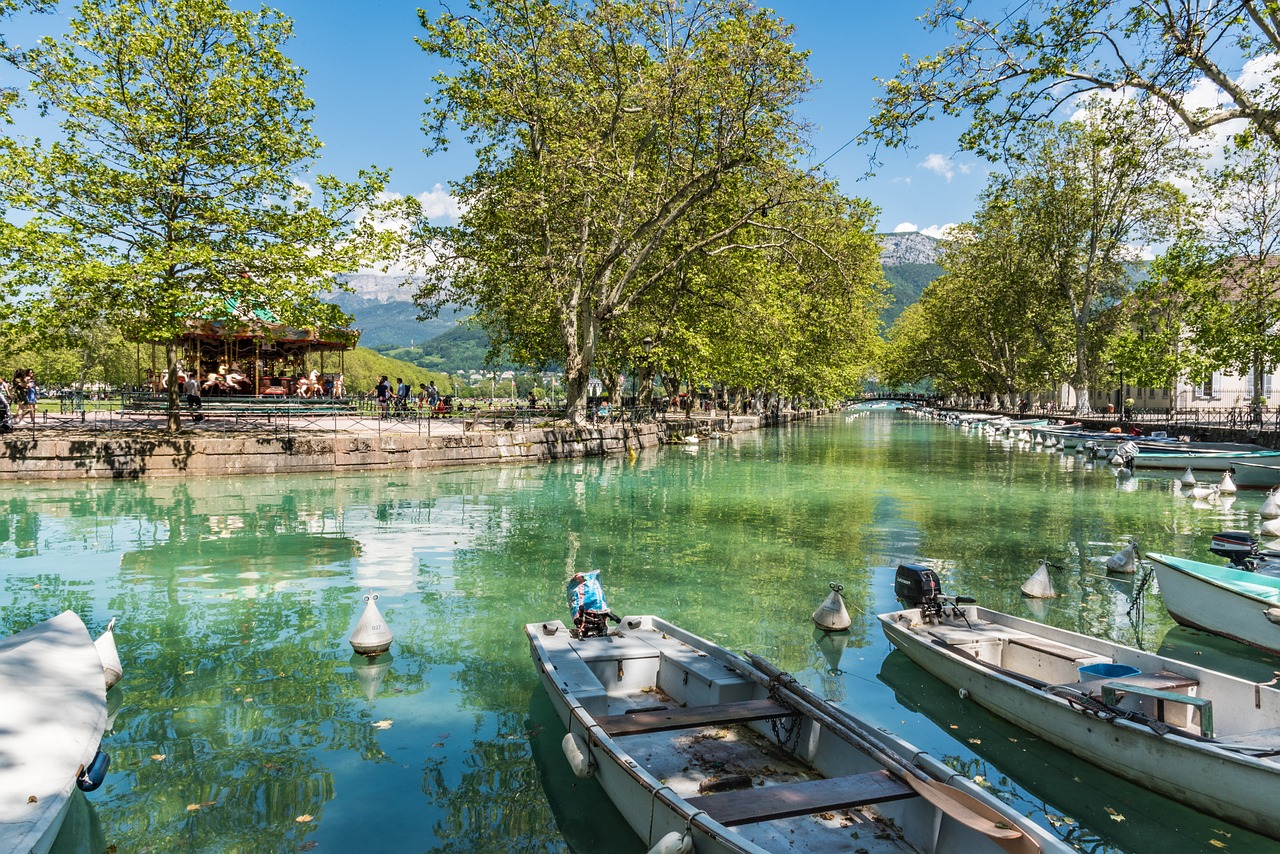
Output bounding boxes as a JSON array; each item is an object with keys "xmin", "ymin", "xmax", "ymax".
[
  {"xmin": 374, "ymin": 375, "xmax": 391, "ymax": 417},
  {"xmin": 395, "ymin": 377, "xmax": 410, "ymax": 413},
  {"xmin": 427, "ymin": 380, "xmax": 439, "ymax": 409},
  {"xmin": 184, "ymin": 372, "xmax": 203, "ymax": 422},
  {"xmin": 0, "ymin": 376, "xmax": 12, "ymax": 433},
  {"xmin": 528, "ymin": 389, "xmax": 537, "ymax": 409},
  {"xmin": 416, "ymin": 382, "xmax": 429, "ymax": 412},
  {"xmin": 18, "ymin": 370, "xmax": 37, "ymax": 426}
]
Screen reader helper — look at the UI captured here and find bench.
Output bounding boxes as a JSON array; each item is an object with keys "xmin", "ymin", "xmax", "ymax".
[
  {"xmin": 1102, "ymin": 680, "xmax": 1213, "ymax": 737},
  {"xmin": 683, "ymin": 770, "xmax": 914, "ymax": 827},
  {"xmin": 1006, "ymin": 634, "xmax": 1099, "ymax": 662},
  {"xmin": 595, "ymin": 698, "xmax": 796, "ymax": 736}
]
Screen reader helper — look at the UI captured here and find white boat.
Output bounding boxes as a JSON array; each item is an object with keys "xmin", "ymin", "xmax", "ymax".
[
  {"xmin": 1225, "ymin": 459, "xmax": 1280, "ymax": 489},
  {"xmin": 1131, "ymin": 446, "xmax": 1280, "ymax": 472},
  {"xmin": 1147, "ymin": 552, "xmax": 1280, "ymax": 655},
  {"xmin": 526, "ymin": 614, "xmax": 1069, "ymax": 854},
  {"xmin": 878, "ymin": 566, "xmax": 1280, "ymax": 841},
  {"xmin": 0, "ymin": 612, "xmax": 116, "ymax": 854}
]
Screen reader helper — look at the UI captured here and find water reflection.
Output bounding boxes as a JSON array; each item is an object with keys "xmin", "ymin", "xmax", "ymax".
[{"xmin": 2, "ymin": 414, "xmax": 1278, "ymax": 852}]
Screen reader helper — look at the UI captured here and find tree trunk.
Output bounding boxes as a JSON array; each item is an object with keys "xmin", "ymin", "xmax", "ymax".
[
  {"xmin": 165, "ymin": 340, "xmax": 181, "ymax": 432},
  {"xmin": 637, "ymin": 364, "xmax": 656, "ymax": 415},
  {"xmin": 561, "ymin": 301, "xmax": 599, "ymax": 428}
]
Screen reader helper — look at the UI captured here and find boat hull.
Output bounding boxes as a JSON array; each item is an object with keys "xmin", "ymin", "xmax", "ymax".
[
  {"xmin": 1149, "ymin": 554, "xmax": 1280, "ymax": 655},
  {"xmin": 879, "ymin": 607, "xmax": 1280, "ymax": 840},
  {"xmin": 1133, "ymin": 450, "xmax": 1280, "ymax": 472},
  {"xmin": 1224, "ymin": 460, "xmax": 1280, "ymax": 489},
  {"xmin": 528, "ymin": 615, "xmax": 1068, "ymax": 854},
  {"xmin": 0, "ymin": 612, "xmax": 108, "ymax": 854}
]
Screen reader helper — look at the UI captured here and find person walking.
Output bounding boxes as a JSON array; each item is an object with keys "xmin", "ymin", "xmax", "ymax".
[
  {"xmin": 184, "ymin": 372, "xmax": 203, "ymax": 423},
  {"xmin": 374, "ymin": 376, "xmax": 391, "ymax": 418},
  {"xmin": 15, "ymin": 370, "xmax": 37, "ymax": 426}
]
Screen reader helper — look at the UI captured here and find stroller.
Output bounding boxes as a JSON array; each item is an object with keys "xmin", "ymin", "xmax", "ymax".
[{"xmin": 566, "ymin": 570, "xmax": 620, "ymax": 638}]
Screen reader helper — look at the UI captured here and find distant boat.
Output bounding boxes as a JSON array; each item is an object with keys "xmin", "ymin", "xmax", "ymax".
[
  {"xmin": 0, "ymin": 612, "xmax": 115, "ymax": 854},
  {"xmin": 1225, "ymin": 459, "xmax": 1280, "ymax": 489},
  {"xmin": 1132, "ymin": 446, "xmax": 1280, "ymax": 472},
  {"xmin": 526, "ymin": 614, "xmax": 1069, "ymax": 854},
  {"xmin": 879, "ymin": 565, "xmax": 1280, "ymax": 841},
  {"xmin": 1147, "ymin": 552, "xmax": 1280, "ymax": 655}
]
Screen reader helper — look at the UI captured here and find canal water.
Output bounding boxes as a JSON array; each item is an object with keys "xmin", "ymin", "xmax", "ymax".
[{"xmin": 7, "ymin": 411, "xmax": 1279, "ymax": 853}]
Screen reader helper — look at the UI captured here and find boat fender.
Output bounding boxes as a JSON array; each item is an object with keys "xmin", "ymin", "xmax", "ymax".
[
  {"xmin": 1265, "ymin": 608, "xmax": 1280, "ymax": 626},
  {"xmin": 561, "ymin": 732, "xmax": 593, "ymax": 778},
  {"xmin": 958, "ymin": 687, "xmax": 970, "ymax": 700},
  {"xmin": 77, "ymin": 750, "xmax": 110, "ymax": 792},
  {"xmin": 647, "ymin": 831, "xmax": 693, "ymax": 854}
]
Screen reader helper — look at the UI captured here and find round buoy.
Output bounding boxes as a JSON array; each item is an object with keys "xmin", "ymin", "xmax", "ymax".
[
  {"xmin": 647, "ymin": 832, "xmax": 693, "ymax": 854},
  {"xmin": 1219, "ymin": 470, "xmax": 1238, "ymax": 494},
  {"xmin": 1262, "ymin": 489, "xmax": 1280, "ymax": 520},
  {"xmin": 812, "ymin": 582, "xmax": 852, "ymax": 632},
  {"xmin": 349, "ymin": 592, "xmax": 393, "ymax": 657},
  {"xmin": 1020, "ymin": 559, "xmax": 1056, "ymax": 598}
]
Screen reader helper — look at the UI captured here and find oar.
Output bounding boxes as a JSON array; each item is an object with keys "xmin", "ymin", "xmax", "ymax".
[{"xmin": 742, "ymin": 652, "xmax": 1039, "ymax": 853}]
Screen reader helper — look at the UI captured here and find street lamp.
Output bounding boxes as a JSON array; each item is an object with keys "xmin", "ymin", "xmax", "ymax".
[{"xmin": 641, "ymin": 336, "xmax": 654, "ymax": 412}]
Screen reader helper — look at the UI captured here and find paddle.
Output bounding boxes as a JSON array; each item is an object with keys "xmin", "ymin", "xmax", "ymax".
[{"xmin": 743, "ymin": 652, "xmax": 1040, "ymax": 854}]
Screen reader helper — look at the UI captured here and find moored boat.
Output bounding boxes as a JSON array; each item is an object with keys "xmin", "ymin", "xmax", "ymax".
[
  {"xmin": 1225, "ymin": 459, "xmax": 1280, "ymax": 489},
  {"xmin": 1131, "ymin": 446, "xmax": 1280, "ymax": 472},
  {"xmin": 1147, "ymin": 552, "xmax": 1280, "ymax": 655},
  {"xmin": 878, "ymin": 565, "xmax": 1280, "ymax": 841},
  {"xmin": 0, "ymin": 612, "xmax": 116, "ymax": 854},
  {"xmin": 526, "ymin": 614, "xmax": 1069, "ymax": 854}
]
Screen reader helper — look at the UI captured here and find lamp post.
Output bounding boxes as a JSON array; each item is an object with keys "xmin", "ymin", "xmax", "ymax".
[{"xmin": 641, "ymin": 336, "xmax": 654, "ymax": 415}]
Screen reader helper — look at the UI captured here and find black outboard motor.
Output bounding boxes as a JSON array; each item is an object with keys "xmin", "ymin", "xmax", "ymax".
[
  {"xmin": 1209, "ymin": 531, "xmax": 1280, "ymax": 572},
  {"xmin": 894, "ymin": 563, "xmax": 975, "ymax": 624},
  {"xmin": 895, "ymin": 564, "xmax": 942, "ymax": 608}
]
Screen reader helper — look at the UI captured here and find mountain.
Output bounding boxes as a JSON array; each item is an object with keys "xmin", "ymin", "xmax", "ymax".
[
  {"xmin": 878, "ymin": 231, "xmax": 944, "ymax": 266},
  {"xmin": 326, "ymin": 277, "xmax": 465, "ymax": 349}
]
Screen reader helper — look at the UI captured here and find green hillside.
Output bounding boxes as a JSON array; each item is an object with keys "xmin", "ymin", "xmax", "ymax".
[
  {"xmin": 882, "ymin": 262, "xmax": 944, "ymax": 325},
  {"xmin": 330, "ymin": 294, "xmax": 464, "ymax": 349}
]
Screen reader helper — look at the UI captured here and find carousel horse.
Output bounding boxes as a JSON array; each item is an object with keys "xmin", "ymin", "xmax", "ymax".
[
  {"xmin": 224, "ymin": 371, "xmax": 250, "ymax": 394},
  {"xmin": 202, "ymin": 372, "xmax": 227, "ymax": 394},
  {"xmin": 295, "ymin": 370, "xmax": 321, "ymax": 398}
]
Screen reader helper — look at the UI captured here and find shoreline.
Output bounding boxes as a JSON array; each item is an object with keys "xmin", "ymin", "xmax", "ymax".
[{"xmin": 0, "ymin": 410, "xmax": 825, "ymax": 481}]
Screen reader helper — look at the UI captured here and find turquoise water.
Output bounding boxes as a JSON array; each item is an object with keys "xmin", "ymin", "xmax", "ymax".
[{"xmin": 7, "ymin": 412, "xmax": 1279, "ymax": 853}]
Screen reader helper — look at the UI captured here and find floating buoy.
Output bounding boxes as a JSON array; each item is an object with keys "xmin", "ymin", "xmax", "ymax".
[
  {"xmin": 1219, "ymin": 470, "xmax": 1238, "ymax": 494},
  {"xmin": 812, "ymin": 582, "xmax": 852, "ymax": 632},
  {"xmin": 1105, "ymin": 540, "xmax": 1138, "ymax": 574},
  {"xmin": 94, "ymin": 617, "xmax": 123, "ymax": 691},
  {"xmin": 647, "ymin": 832, "xmax": 693, "ymax": 854},
  {"xmin": 1262, "ymin": 489, "xmax": 1280, "ymax": 520},
  {"xmin": 1180, "ymin": 467, "xmax": 1197, "ymax": 487},
  {"xmin": 562, "ymin": 732, "xmax": 593, "ymax": 778},
  {"xmin": 1020, "ymin": 559, "xmax": 1056, "ymax": 598},
  {"xmin": 349, "ymin": 591, "xmax": 393, "ymax": 657},
  {"xmin": 1116, "ymin": 465, "xmax": 1133, "ymax": 480},
  {"xmin": 1262, "ymin": 517, "xmax": 1280, "ymax": 538}
]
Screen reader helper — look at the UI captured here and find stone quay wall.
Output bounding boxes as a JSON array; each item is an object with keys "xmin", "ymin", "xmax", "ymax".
[{"xmin": 0, "ymin": 409, "xmax": 824, "ymax": 481}]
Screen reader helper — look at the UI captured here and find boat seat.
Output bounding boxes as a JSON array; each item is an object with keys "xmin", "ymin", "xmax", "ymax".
[
  {"xmin": 1006, "ymin": 634, "xmax": 1099, "ymax": 662},
  {"xmin": 595, "ymin": 698, "xmax": 796, "ymax": 736},
  {"xmin": 1101, "ymin": 681, "xmax": 1213, "ymax": 737},
  {"xmin": 684, "ymin": 769, "xmax": 915, "ymax": 827}
]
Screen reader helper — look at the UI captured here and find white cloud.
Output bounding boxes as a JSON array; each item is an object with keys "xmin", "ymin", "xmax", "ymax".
[
  {"xmin": 919, "ymin": 153, "xmax": 971, "ymax": 183},
  {"xmin": 920, "ymin": 223, "xmax": 957, "ymax": 239},
  {"xmin": 892, "ymin": 221, "xmax": 917, "ymax": 233},
  {"xmin": 414, "ymin": 184, "xmax": 464, "ymax": 221}
]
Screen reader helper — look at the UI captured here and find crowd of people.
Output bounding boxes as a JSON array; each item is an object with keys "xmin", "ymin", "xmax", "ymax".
[{"xmin": 0, "ymin": 369, "xmax": 39, "ymax": 431}]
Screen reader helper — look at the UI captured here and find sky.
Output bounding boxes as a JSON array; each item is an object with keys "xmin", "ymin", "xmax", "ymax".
[{"xmin": 5, "ymin": 0, "xmax": 988, "ymax": 237}]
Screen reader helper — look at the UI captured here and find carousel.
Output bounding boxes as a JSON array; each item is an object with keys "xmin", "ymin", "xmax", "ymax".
[{"xmin": 137, "ymin": 299, "xmax": 358, "ymax": 400}]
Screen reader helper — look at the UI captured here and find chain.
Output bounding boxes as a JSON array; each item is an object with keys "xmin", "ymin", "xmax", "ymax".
[
  {"xmin": 1127, "ymin": 561, "xmax": 1155, "ymax": 626},
  {"xmin": 766, "ymin": 673, "xmax": 801, "ymax": 749}
]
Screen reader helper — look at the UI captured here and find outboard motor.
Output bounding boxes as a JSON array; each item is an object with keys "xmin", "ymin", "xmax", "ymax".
[
  {"xmin": 894, "ymin": 563, "xmax": 975, "ymax": 625},
  {"xmin": 1209, "ymin": 531, "xmax": 1280, "ymax": 572}
]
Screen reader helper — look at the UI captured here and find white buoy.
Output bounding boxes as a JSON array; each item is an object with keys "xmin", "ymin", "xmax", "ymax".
[
  {"xmin": 1219, "ymin": 470, "xmax": 1238, "ymax": 494},
  {"xmin": 1262, "ymin": 517, "xmax": 1280, "ymax": 538},
  {"xmin": 562, "ymin": 732, "xmax": 593, "ymax": 778},
  {"xmin": 1020, "ymin": 559, "xmax": 1056, "ymax": 598},
  {"xmin": 812, "ymin": 582, "xmax": 852, "ymax": 632},
  {"xmin": 94, "ymin": 617, "xmax": 123, "ymax": 691},
  {"xmin": 1180, "ymin": 467, "xmax": 1197, "ymax": 487},
  {"xmin": 647, "ymin": 831, "xmax": 693, "ymax": 854},
  {"xmin": 1105, "ymin": 540, "xmax": 1138, "ymax": 574},
  {"xmin": 1116, "ymin": 465, "xmax": 1133, "ymax": 481},
  {"xmin": 1190, "ymin": 483, "xmax": 1217, "ymax": 501},
  {"xmin": 349, "ymin": 591, "xmax": 393, "ymax": 657},
  {"xmin": 1262, "ymin": 489, "xmax": 1280, "ymax": 520}
]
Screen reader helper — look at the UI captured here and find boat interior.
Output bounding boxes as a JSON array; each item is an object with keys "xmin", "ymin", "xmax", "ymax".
[
  {"xmin": 887, "ymin": 606, "xmax": 1280, "ymax": 756},
  {"xmin": 531, "ymin": 615, "xmax": 1035, "ymax": 854}
]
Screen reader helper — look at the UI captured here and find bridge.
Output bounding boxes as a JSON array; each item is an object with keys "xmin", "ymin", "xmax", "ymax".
[{"xmin": 855, "ymin": 392, "xmax": 935, "ymax": 404}]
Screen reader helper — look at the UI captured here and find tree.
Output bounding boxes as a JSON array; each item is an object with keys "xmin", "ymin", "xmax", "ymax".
[
  {"xmin": 994, "ymin": 103, "xmax": 1191, "ymax": 412},
  {"xmin": 0, "ymin": 0, "xmax": 401, "ymax": 430},
  {"xmin": 414, "ymin": 0, "xmax": 866, "ymax": 426},
  {"xmin": 866, "ymin": 0, "xmax": 1280, "ymax": 160}
]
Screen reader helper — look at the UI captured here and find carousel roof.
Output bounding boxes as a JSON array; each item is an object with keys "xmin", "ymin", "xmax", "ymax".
[{"xmin": 145, "ymin": 297, "xmax": 359, "ymax": 351}]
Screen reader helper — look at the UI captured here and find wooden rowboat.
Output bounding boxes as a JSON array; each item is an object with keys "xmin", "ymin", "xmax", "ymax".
[
  {"xmin": 879, "ymin": 586, "xmax": 1280, "ymax": 840},
  {"xmin": 1147, "ymin": 552, "xmax": 1280, "ymax": 655},
  {"xmin": 526, "ymin": 614, "xmax": 1069, "ymax": 854},
  {"xmin": 0, "ymin": 612, "xmax": 115, "ymax": 854}
]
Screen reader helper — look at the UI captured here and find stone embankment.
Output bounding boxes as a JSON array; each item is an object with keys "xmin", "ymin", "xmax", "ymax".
[{"xmin": 0, "ymin": 410, "xmax": 820, "ymax": 480}]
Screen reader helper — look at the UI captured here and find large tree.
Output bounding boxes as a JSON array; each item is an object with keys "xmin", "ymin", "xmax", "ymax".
[
  {"xmin": 0, "ymin": 0, "xmax": 400, "ymax": 429},
  {"xmin": 867, "ymin": 0, "xmax": 1280, "ymax": 160},
  {"xmin": 413, "ymin": 0, "xmax": 876, "ymax": 426}
]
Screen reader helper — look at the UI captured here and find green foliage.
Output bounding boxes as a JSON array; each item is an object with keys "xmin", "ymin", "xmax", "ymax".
[
  {"xmin": 414, "ymin": 0, "xmax": 879, "ymax": 423},
  {"xmin": 0, "ymin": 0, "xmax": 407, "ymax": 428},
  {"xmin": 333, "ymin": 348, "xmax": 452, "ymax": 399},
  {"xmin": 866, "ymin": 0, "xmax": 1280, "ymax": 160},
  {"xmin": 327, "ymin": 293, "xmax": 464, "ymax": 350}
]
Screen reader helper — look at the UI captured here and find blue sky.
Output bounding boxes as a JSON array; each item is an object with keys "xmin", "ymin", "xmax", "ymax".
[{"xmin": 6, "ymin": 1, "xmax": 989, "ymax": 236}]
